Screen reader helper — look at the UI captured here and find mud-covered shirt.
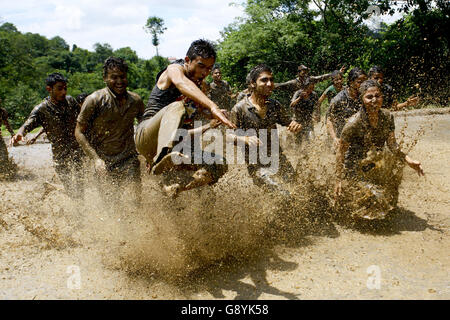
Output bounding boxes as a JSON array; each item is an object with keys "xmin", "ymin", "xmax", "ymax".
[
  {"xmin": 231, "ymin": 96, "xmax": 292, "ymax": 164},
  {"xmin": 275, "ymin": 73, "xmax": 333, "ymax": 96},
  {"xmin": 77, "ymin": 87, "xmax": 145, "ymax": 165},
  {"xmin": 21, "ymin": 96, "xmax": 81, "ymax": 163},
  {"xmin": 291, "ymin": 90, "xmax": 318, "ymax": 129},
  {"xmin": 208, "ymin": 80, "xmax": 232, "ymax": 110},
  {"xmin": 327, "ymin": 88, "xmax": 361, "ymax": 137},
  {"xmin": 340, "ymin": 108, "xmax": 395, "ymax": 174},
  {"xmin": 142, "ymin": 59, "xmax": 185, "ymax": 121}
]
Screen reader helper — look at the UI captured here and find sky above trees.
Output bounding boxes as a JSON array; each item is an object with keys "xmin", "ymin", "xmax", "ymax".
[{"xmin": 0, "ymin": 0, "xmax": 245, "ymax": 59}]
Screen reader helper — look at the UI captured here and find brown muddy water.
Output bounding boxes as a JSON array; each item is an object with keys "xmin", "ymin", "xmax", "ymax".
[{"xmin": 0, "ymin": 112, "xmax": 449, "ymax": 299}]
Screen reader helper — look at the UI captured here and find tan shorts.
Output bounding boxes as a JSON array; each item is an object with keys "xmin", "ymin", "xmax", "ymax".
[{"xmin": 135, "ymin": 101, "xmax": 186, "ymax": 165}]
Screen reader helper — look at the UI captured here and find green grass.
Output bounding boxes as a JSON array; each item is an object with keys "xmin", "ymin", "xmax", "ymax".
[{"xmin": 1, "ymin": 126, "xmax": 42, "ymax": 136}]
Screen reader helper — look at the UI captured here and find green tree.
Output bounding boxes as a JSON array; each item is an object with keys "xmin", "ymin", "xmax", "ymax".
[{"xmin": 144, "ymin": 16, "xmax": 167, "ymax": 56}]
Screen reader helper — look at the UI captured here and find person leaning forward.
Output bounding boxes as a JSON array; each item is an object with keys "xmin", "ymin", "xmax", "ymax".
[
  {"xmin": 134, "ymin": 39, "xmax": 235, "ymax": 175},
  {"xmin": 10, "ymin": 73, "xmax": 85, "ymax": 199},
  {"xmin": 75, "ymin": 57, "xmax": 144, "ymax": 207}
]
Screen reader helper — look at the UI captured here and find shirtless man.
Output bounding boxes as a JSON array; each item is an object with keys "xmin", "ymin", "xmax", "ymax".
[
  {"xmin": 10, "ymin": 73, "xmax": 84, "ymax": 198},
  {"xmin": 75, "ymin": 57, "xmax": 145, "ymax": 207},
  {"xmin": 369, "ymin": 66, "xmax": 419, "ymax": 111},
  {"xmin": 134, "ymin": 39, "xmax": 234, "ymax": 195}
]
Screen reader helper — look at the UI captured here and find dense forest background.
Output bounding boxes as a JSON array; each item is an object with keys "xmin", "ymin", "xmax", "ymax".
[{"xmin": 1, "ymin": 0, "xmax": 449, "ymax": 128}]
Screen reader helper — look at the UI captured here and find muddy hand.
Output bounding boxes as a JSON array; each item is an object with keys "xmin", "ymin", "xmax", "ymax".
[{"xmin": 211, "ymin": 106, "xmax": 236, "ymax": 129}]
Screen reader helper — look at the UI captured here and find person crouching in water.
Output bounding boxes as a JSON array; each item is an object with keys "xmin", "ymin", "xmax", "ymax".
[
  {"xmin": 227, "ymin": 64, "xmax": 302, "ymax": 196},
  {"xmin": 334, "ymin": 80, "xmax": 424, "ymax": 220}
]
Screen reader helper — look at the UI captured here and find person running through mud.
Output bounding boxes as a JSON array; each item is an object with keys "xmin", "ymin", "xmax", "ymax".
[
  {"xmin": 10, "ymin": 73, "xmax": 85, "ymax": 198},
  {"xmin": 208, "ymin": 65, "xmax": 233, "ymax": 111},
  {"xmin": 326, "ymin": 67, "xmax": 367, "ymax": 151},
  {"xmin": 369, "ymin": 66, "xmax": 420, "ymax": 111},
  {"xmin": 227, "ymin": 64, "xmax": 302, "ymax": 195},
  {"xmin": 75, "ymin": 57, "xmax": 144, "ymax": 207},
  {"xmin": 334, "ymin": 79, "xmax": 424, "ymax": 220},
  {"xmin": 290, "ymin": 78, "xmax": 320, "ymax": 145},
  {"xmin": 317, "ymin": 69, "xmax": 345, "ymax": 114},
  {"xmin": 27, "ymin": 93, "xmax": 89, "ymax": 145},
  {"xmin": 0, "ymin": 98, "xmax": 16, "ymax": 177},
  {"xmin": 135, "ymin": 39, "xmax": 234, "ymax": 184},
  {"xmin": 275, "ymin": 64, "xmax": 345, "ymax": 97}
]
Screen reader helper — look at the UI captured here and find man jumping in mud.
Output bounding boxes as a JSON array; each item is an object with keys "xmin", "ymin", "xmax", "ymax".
[
  {"xmin": 75, "ymin": 57, "xmax": 145, "ymax": 207},
  {"xmin": 227, "ymin": 64, "xmax": 302, "ymax": 195},
  {"xmin": 326, "ymin": 67, "xmax": 367, "ymax": 151},
  {"xmin": 10, "ymin": 73, "xmax": 84, "ymax": 198},
  {"xmin": 134, "ymin": 39, "xmax": 234, "ymax": 196},
  {"xmin": 369, "ymin": 66, "xmax": 420, "ymax": 111},
  {"xmin": 0, "ymin": 98, "xmax": 16, "ymax": 178},
  {"xmin": 335, "ymin": 79, "xmax": 424, "ymax": 220}
]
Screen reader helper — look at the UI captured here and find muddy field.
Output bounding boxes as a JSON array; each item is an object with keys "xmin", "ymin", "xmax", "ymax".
[{"xmin": 0, "ymin": 111, "xmax": 449, "ymax": 300}]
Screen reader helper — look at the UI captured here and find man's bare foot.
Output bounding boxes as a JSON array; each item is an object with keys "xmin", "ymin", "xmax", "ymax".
[{"xmin": 151, "ymin": 152, "xmax": 190, "ymax": 175}]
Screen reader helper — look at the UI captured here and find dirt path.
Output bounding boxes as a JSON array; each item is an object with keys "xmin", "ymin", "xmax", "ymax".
[{"xmin": 0, "ymin": 112, "xmax": 448, "ymax": 300}]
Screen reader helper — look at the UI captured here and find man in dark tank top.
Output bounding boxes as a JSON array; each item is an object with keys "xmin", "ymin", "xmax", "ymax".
[{"xmin": 135, "ymin": 39, "xmax": 235, "ymax": 172}]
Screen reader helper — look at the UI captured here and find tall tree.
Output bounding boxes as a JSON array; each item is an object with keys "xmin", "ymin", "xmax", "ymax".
[{"xmin": 144, "ymin": 16, "xmax": 167, "ymax": 57}]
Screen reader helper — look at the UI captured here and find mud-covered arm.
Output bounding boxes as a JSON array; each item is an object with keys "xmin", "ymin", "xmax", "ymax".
[
  {"xmin": 11, "ymin": 106, "xmax": 41, "ymax": 144},
  {"xmin": 75, "ymin": 96, "xmax": 101, "ymax": 162},
  {"xmin": 167, "ymin": 64, "xmax": 235, "ymax": 128},
  {"xmin": 387, "ymin": 131, "xmax": 424, "ymax": 176},
  {"xmin": 274, "ymin": 79, "xmax": 297, "ymax": 90}
]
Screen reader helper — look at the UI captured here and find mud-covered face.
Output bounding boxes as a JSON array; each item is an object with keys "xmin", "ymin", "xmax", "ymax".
[
  {"xmin": 333, "ymin": 74, "xmax": 344, "ymax": 89},
  {"xmin": 212, "ymin": 69, "xmax": 222, "ymax": 82},
  {"xmin": 185, "ymin": 56, "xmax": 215, "ymax": 83},
  {"xmin": 362, "ymin": 86, "xmax": 383, "ymax": 114},
  {"xmin": 47, "ymin": 81, "xmax": 67, "ymax": 103},
  {"xmin": 104, "ymin": 67, "xmax": 128, "ymax": 95},
  {"xmin": 371, "ymin": 72, "xmax": 384, "ymax": 85},
  {"xmin": 298, "ymin": 69, "xmax": 308, "ymax": 78},
  {"xmin": 252, "ymin": 71, "xmax": 274, "ymax": 97},
  {"xmin": 350, "ymin": 74, "xmax": 367, "ymax": 92}
]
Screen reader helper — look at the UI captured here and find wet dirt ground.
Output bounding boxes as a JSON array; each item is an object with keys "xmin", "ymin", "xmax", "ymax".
[{"xmin": 0, "ymin": 111, "xmax": 449, "ymax": 300}]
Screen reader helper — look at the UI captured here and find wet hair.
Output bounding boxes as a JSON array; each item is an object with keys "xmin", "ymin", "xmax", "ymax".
[
  {"xmin": 103, "ymin": 56, "xmax": 128, "ymax": 78},
  {"xmin": 76, "ymin": 93, "xmax": 89, "ymax": 105},
  {"xmin": 347, "ymin": 67, "xmax": 367, "ymax": 85},
  {"xmin": 212, "ymin": 64, "xmax": 221, "ymax": 73},
  {"xmin": 186, "ymin": 39, "xmax": 216, "ymax": 60},
  {"xmin": 369, "ymin": 65, "xmax": 384, "ymax": 77},
  {"xmin": 297, "ymin": 64, "xmax": 309, "ymax": 72},
  {"xmin": 359, "ymin": 79, "xmax": 382, "ymax": 98},
  {"xmin": 332, "ymin": 70, "xmax": 343, "ymax": 79},
  {"xmin": 303, "ymin": 77, "xmax": 315, "ymax": 90},
  {"xmin": 248, "ymin": 64, "xmax": 272, "ymax": 85},
  {"xmin": 45, "ymin": 73, "xmax": 67, "ymax": 88}
]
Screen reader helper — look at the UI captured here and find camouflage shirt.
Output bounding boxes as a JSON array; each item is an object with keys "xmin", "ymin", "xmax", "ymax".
[
  {"xmin": 21, "ymin": 96, "xmax": 81, "ymax": 163},
  {"xmin": 77, "ymin": 87, "xmax": 145, "ymax": 165}
]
